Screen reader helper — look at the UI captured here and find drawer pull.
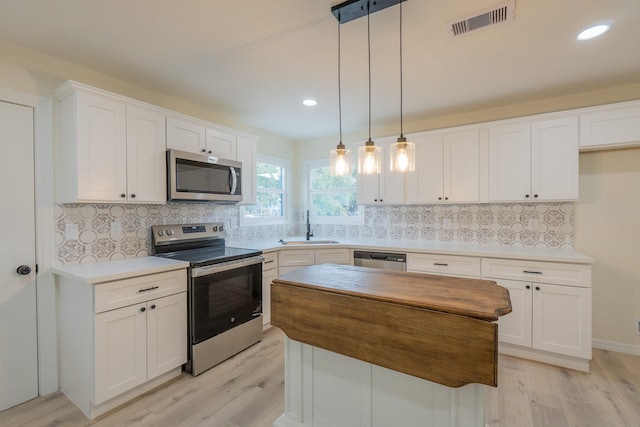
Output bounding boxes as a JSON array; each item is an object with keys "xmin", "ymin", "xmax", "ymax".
[
  {"xmin": 433, "ymin": 263, "xmax": 449, "ymax": 267},
  {"xmin": 523, "ymin": 270, "xmax": 542, "ymax": 275},
  {"xmin": 138, "ymin": 286, "xmax": 159, "ymax": 293},
  {"xmin": 264, "ymin": 260, "xmax": 275, "ymax": 264}
]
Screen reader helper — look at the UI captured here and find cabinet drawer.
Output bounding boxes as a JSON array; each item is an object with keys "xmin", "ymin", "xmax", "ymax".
[
  {"xmin": 278, "ymin": 249, "xmax": 314, "ymax": 267},
  {"xmin": 315, "ymin": 248, "xmax": 351, "ymax": 265},
  {"xmin": 407, "ymin": 253, "xmax": 481, "ymax": 277},
  {"xmin": 94, "ymin": 269, "xmax": 187, "ymax": 313},
  {"xmin": 481, "ymin": 258, "xmax": 591, "ymax": 287},
  {"xmin": 262, "ymin": 251, "xmax": 278, "ymax": 271}
]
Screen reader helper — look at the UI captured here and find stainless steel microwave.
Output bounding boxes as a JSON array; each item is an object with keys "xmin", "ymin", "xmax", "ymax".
[{"xmin": 167, "ymin": 149, "xmax": 242, "ymax": 203}]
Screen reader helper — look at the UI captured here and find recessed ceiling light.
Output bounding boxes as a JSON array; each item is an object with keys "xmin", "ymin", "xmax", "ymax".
[
  {"xmin": 577, "ymin": 23, "xmax": 611, "ymax": 41},
  {"xmin": 302, "ymin": 99, "xmax": 318, "ymax": 107}
]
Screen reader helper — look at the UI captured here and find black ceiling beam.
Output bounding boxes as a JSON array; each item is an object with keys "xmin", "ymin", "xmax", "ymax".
[{"xmin": 332, "ymin": 0, "xmax": 407, "ymax": 24}]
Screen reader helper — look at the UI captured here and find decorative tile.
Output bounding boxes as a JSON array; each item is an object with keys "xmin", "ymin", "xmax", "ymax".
[{"xmin": 55, "ymin": 201, "xmax": 576, "ymax": 264}]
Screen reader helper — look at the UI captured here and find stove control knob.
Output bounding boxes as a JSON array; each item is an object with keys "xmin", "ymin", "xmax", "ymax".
[
  {"xmin": 212, "ymin": 226, "xmax": 218, "ymax": 232},
  {"xmin": 219, "ymin": 225, "xmax": 224, "ymax": 231},
  {"xmin": 157, "ymin": 230, "xmax": 165, "ymax": 236},
  {"xmin": 166, "ymin": 230, "xmax": 174, "ymax": 236}
]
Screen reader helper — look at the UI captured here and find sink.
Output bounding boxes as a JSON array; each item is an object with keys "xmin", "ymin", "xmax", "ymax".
[{"xmin": 279, "ymin": 239, "xmax": 340, "ymax": 245}]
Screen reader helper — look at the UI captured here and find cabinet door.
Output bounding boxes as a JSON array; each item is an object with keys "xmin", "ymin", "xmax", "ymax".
[
  {"xmin": 76, "ymin": 92, "xmax": 127, "ymax": 202},
  {"xmin": 166, "ymin": 115, "xmax": 206, "ymax": 153},
  {"xmin": 495, "ymin": 279, "xmax": 532, "ymax": 347},
  {"xmin": 488, "ymin": 123, "xmax": 531, "ymax": 202},
  {"xmin": 444, "ymin": 129, "xmax": 481, "ymax": 202},
  {"xmin": 380, "ymin": 141, "xmax": 405, "ymax": 204},
  {"xmin": 531, "ymin": 117, "xmax": 579, "ymax": 201},
  {"xmin": 580, "ymin": 103, "xmax": 640, "ymax": 149},
  {"xmin": 315, "ymin": 248, "xmax": 351, "ymax": 265},
  {"xmin": 532, "ymin": 284, "xmax": 591, "ymax": 359},
  {"xmin": 146, "ymin": 293, "xmax": 187, "ymax": 380},
  {"xmin": 126, "ymin": 105, "xmax": 167, "ymax": 203},
  {"xmin": 205, "ymin": 128, "xmax": 237, "ymax": 158},
  {"xmin": 94, "ymin": 303, "xmax": 147, "ymax": 404},
  {"xmin": 405, "ymin": 133, "xmax": 443, "ymax": 203},
  {"xmin": 357, "ymin": 172, "xmax": 380, "ymax": 204},
  {"xmin": 262, "ymin": 268, "xmax": 279, "ymax": 326},
  {"xmin": 236, "ymin": 137, "xmax": 257, "ymax": 205}
]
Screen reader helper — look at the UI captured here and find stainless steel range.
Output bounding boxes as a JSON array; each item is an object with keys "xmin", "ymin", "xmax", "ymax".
[{"xmin": 151, "ymin": 222, "xmax": 264, "ymax": 376}]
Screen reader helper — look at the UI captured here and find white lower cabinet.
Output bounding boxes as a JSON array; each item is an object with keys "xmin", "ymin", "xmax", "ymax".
[
  {"xmin": 494, "ymin": 279, "xmax": 591, "ymax": 359},
  {"xmin": 482, "ymin": 258, "xmax": 592, "ymax": 369},
  {"xmin": 262, "ymin": 251, "xmax": 278, "ymax": 326},
  {"xmin": 407, "ymin": 253, "xmax": 481, "ymax": 278},
  {"xmin": 278, "ymin": 248, "xmax": 351, "ymax": 275},
  {"xmin": 57, "ymin": 268, "xmax": 187, "ymax": 419}
]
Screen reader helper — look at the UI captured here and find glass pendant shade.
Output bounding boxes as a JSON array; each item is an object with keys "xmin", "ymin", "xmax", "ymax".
[
  {"xmin": 330, "ymin": 143, "xmax": 352, "ymax": 176},
  {"xmin": 390, "ymin": 136, "xmax": 415, "ymax": 172},
  {"xmin": 357, "ymin": 140, "xmax": 382, "ymax": 175}
]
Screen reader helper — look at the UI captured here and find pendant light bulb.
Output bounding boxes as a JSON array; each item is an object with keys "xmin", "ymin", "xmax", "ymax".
[
  {"xmin": 330, "ymin": 143, "xmax": 352, "ymax": 176},
  {"xmin": 390, "ymin": 0, "xmax": 415, "ymax": 173}
]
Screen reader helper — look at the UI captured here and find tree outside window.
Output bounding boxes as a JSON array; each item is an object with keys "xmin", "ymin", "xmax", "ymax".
[
  {"xmin": 307, "ymin": 160, "xmax": 362, "ymax": 224},
  {"xmin": 242, "ymin": 156, "xmax": 289, "ymax": 224}
]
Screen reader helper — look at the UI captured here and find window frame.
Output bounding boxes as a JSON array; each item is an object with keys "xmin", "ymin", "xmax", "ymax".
[
  {"xmin": 240, "ymin": 154, "xmax": 290, "ymax": 226},
  {"xmin": 305, "ymin": 159, "xmax": 364, "ymax": 225}
]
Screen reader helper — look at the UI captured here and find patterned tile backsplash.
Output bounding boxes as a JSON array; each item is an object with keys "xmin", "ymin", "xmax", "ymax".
[{"xmin": 55, "ymin": 202, "xmax": 575, "ymax": 264}]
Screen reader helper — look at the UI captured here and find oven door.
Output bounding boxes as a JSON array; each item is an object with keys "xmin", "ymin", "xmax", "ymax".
[{"xmin": 190, "ymin": 256, "xmax": 263, "ymax": 345}]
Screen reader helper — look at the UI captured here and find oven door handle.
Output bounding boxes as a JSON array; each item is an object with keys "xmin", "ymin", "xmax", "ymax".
[{"xmin": 192, "ymin": 255, "xmax": 264, "ymax": 277}]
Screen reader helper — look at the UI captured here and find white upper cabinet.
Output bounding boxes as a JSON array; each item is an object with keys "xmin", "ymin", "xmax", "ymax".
[
  {"xmin": 236, "ymin": 136, "xmax": 258, "ymax": 205},
  {"xmin": 580, "ymin": 101, "xmax": 640, "ymax": 150},
  {"xmin": 531, "ymin": 117, "xmax": 579, "ymax": 200},
  {"xmin": 126, "ymin": 106, "xmax": 167, "ymax": 203},
  {"xmin": 54, "ymin": 83, "xmax": 166, "ymax": 204},
  {"xmin": 357, "ymin": 139, "xmax": 405, "ymax": 205},
  {"xmin": 165, "ymin": 116, "xmax": 206, "ymax": 153},
  {"xmin": 489, "ymin": 117, "xmax": 578, "ymax": 202},
  {"xmin": 406, "ymin": 129, "xmax": 485, "ymax": 204},
  {"xmin": 166, "ymin": 115, "xmax": 238, "ymax": 159},
  {"xmin": 489, "ymin": 122, "xmax": 532, "ymax": 202}
]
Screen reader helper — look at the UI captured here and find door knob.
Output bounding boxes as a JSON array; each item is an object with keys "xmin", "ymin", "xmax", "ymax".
[{"xmin": 16, "ymin": 265, "xmax": 32, "ymax": 275}]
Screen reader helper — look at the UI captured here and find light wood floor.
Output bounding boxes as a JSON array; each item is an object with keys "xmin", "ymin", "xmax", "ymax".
[{"xmin": 2, "ymin": 327, "xmax": 639, "ymax": 427}]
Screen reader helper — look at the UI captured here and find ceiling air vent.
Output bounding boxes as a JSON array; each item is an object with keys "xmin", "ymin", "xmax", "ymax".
[{"xmin": 445, "ymin": 0, "xmax": 515, "ymax": 38}]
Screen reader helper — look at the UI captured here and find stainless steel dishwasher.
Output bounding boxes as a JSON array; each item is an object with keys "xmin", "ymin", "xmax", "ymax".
[{"xmin": 353, "ymin": 251, "xmax": 407, "ymax": 271}]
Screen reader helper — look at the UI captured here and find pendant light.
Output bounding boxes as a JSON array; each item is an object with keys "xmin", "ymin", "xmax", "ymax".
[
  {"xmin": 390, "ymin": 0, "xmax": 415, "ymax": 172},
  {"xmin": 357, "ymin": 1, "xmax": 382, "ymax": 175},
  {"xmin": 330, "ymin": 12, "xmax": 352, "ymax": 177}
]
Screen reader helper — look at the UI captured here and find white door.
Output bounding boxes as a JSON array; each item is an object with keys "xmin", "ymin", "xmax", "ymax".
[
  {"xmin": 405, "ymin": 133, "xmax": 443, "ymax": 203},
  {"xmin": 146, "ymin": 293, "xmax": 187, "ymax": 380},
  {"xmin": 444, "ymin": 129, "xmax": 481, "ymax": 202},
  {"xmin": 495, "ymin": 279, "xmax": 533, "ymax": 347},
  {"xmin": 0, "ymin": 100, "xmax": 38, "ymax": 411}
]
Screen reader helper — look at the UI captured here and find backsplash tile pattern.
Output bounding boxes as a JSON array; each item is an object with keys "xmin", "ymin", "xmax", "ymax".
[{"xmin": 55, "ymin": 202, "xmax": 574, "ymax": 264}]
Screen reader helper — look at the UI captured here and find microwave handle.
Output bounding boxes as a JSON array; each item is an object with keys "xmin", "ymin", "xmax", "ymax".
[{"xmin": 229, "ymin": 166, "xmax": 237, "ymax": 194}]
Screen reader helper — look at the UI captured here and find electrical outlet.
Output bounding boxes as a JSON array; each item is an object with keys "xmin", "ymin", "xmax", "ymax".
[
  {"xmin": 65, "ymin": 223, "xmax": 78, "ymax": 240},
  {"xmin": 527, "ymin": 219, "xmax": 538, "ymax": 231}
]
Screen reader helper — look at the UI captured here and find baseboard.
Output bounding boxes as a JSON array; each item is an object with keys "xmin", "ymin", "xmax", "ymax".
[{"xmin": 592, "ymin": 339, "xmax": 640, "ymax": 356}]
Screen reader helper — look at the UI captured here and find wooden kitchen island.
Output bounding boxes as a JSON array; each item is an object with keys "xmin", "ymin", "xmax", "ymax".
[{"xmin": 271, "ymin": 264, "xmax": 512, "ymax": 427}]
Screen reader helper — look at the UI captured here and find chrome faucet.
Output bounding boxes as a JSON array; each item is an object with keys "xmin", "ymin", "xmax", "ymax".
[{"xmin": 306, "ymin": 209, "xmax": 313, "ymax": 240}]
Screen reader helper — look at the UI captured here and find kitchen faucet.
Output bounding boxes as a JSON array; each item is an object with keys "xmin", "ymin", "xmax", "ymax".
[{"xmin": 306, "ymin": 210, "xmax": 313, "ymax": 240}]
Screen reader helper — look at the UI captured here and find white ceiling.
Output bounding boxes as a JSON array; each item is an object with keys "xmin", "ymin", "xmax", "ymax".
[{"xmin": 1, "ymin": 0, "xmax": 639, "ymax": 140}]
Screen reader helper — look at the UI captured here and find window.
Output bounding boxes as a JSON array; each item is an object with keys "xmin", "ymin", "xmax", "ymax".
[
  {"xmin": 241, "ymin": 155, "xmax": 289, "ymax": 225},
  {"xmin": 306, "ymin": 159, "xmax": 362, "ymax": 224}
]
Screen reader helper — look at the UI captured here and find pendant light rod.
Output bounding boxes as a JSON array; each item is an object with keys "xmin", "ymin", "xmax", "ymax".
[
  {"xmin": 337, "ymin": 11, "xmax": 344, "ymax": 148},
  {"xmin": 399, "ymin": 0, "xmax": 404, "ymax": 138},
  {"xmin": 367, "ymin": 0, "xmax": 373, "ymax": 145}
]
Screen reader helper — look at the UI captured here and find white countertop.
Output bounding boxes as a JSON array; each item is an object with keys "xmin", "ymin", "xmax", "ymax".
[
  {"xmin": 52, "ymin": 256, "xmax": 189, "ymax": 284},
  {"xmin": 228, "ymin": 238, "xmax": 594, "ymax": 264}
]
